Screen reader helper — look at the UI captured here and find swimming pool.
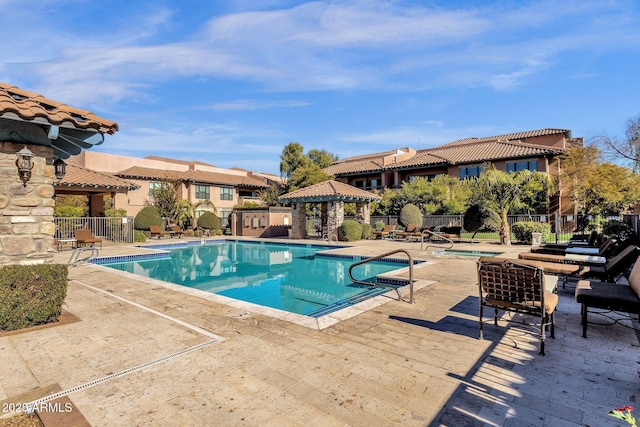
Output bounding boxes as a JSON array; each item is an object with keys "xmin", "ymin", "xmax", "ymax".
[{"xmin": 95, "ymin": 240, "xmax": 413, "ymax": 319}]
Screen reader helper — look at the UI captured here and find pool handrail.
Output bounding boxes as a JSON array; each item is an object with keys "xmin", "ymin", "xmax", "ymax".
[
  {"xmin": 420, "ymin": 229, "xmax": 454, "ymax": 252},
  {"xmin": 348, "ymin": 249, "xmax": 415, "ymax": 304}
]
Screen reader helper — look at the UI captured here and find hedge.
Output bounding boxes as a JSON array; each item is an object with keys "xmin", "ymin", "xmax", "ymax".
[
  {"xmin": 338, "ymin": 220, "xmax": 363, "ymax": 241},
  {"xmin": 0, "ymin": 264, "xmax": 68, "ymax": 331},
  {"xmin": 512, "ymin": 221, "xmax": 551, "ymax": 244}
]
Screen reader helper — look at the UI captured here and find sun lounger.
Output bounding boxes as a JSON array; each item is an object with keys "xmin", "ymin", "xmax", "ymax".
[
  {"xmin": 372, "ymin": 224, "xmax": 396, "ymax": 239},
  {"xmin": 395, "ymin": 224, "xmax": 421, "ymax": 241},
  {"xmin": 150, "ymin": 225, "xmax": 172, "ymax": 239},
  {"xmin": 531, "ymin": 237, "xmax": 616, "ymax": 256}
]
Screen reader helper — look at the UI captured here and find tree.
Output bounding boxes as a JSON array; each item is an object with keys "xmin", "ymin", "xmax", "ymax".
[
  {"xmin": 288, "ymin": 162, "xmax": 330, "ymax": 192},
  {"xmin": 559, "ymin": 146, "xmax": 640, "ymax": 216},
  {"xmin": 280, "ymin": 142, "xmax": 305, "ymax": 179},
  {"xmin": 469, "ymin": 166, "xmax": 553, "ymax": 245},
  {"xmin": 308, "ymin": 149, "xmax": 338, "ymax": 168},
  {"xmin": 147, "ymin": 179, "xmax": 180, "ymax": 219},
  {"xmin": 173, "ymin": 199, "xmax": 215, "ymax": 230},
  {"xmin": 593, "ymin": 115, "xmax": 640, "ymax": 171},
  {"xmin": 259, "ymin": 183, "xmax": 284, "ymax": 206}
]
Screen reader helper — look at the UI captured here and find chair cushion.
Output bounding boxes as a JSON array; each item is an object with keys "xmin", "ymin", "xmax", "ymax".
[{"xmin": 575, "ymin": 280, "xmax": 640, "ymax": 313}]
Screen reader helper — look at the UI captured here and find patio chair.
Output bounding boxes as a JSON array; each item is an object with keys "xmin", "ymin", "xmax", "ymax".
[
  {"xmin": 73, "ymin": 228, "xmax": 102, "ymax": 249},
  {"xmin": 372, "ymin": 224, "xmax": 396, "ymax": 239},
  {"xmin": 150, "ymin": 225, "xmax": 171, "ymax": 239},
  {"xmin": 478, "ymin": 256, "xmax": 558, "ymax": 355},
  {"xmin": 170, "ymin": 225, "xmax": 194, "ymax": 237}
]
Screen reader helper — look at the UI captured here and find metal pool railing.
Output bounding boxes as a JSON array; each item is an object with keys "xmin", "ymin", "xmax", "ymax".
[
  {"xmin": 54, "ymin": 217, "xmax": 135, "ymax": 246},
  {"xmin": 348, "ymin": 249, "xmax": 415, "ymax": 304}
]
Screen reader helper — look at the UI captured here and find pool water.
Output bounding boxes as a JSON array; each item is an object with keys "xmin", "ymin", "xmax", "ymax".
[{"xmin": 99, "ymin": 241, "xmax": 407, "ymax": 317}]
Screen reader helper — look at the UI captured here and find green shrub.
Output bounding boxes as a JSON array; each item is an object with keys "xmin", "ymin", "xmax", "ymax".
[
  {"xmin": 0, "ymin": 264, "xmax": 68, "ymax": 331},
  {"xmin": 198, "ymin": 211, "xmax": 221, "ymax": 231},
  {"xmin": 338, "ymin": 220, "xmax": 363, "ymax": 241},
  {"xmin": 134, "ymin": 206, "xmax": 161, "ymax": 231},
  {"xmin": 361, "ymin": 223, "xmax": 372, "ymax": 239},
  {"xmin": 54, "ymin": 206, "xmax": 84, "ymax": 217},
  {"xmin": 512, "ymin": 221, "xmax": 551, "ymax": 244},
  {"xmin": 399, "ymin": 203, "xmax": 423, "ymax": 228},
  {"xmin": 602, "ymin": 220, "xmax": 635, "ymax": 241},
  {"xmin": 374, "ymin": 220, "xmax": 386, "ymax": 231},
  {"xmin": 134, "ymin": 230, "xmax": 147, "ymax": 242},
  {"xmin": 105, "ymin": 208, "xmax": 127, "ymax": 217}
]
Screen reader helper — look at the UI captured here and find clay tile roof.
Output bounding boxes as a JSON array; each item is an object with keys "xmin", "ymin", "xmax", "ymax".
[
  {"xmin": 54, "ymin": 164, "xmax": 139, "ymax": 191},
  {"xmin": 443, "ymin": 128, "xmax": 570, "ymax": 146},
  {"xmin": 116, "ymin": 166, "xmax": 269, "ymax": 188},
  {"xmin": 0, "ymin": 82, "xmax": 119, "ymax": 135},
  {"xmin": 392, "ymin": 140, "xmax": 561, "ymax": 169},
  {"xmin": 279, "ymin": 180, "xmax": 382, "ymax": 203}
]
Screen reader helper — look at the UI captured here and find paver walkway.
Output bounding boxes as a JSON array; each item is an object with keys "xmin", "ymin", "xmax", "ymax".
[{"xmin": 0, "ymin": 238, "xmax": 638, "ymax": 426}]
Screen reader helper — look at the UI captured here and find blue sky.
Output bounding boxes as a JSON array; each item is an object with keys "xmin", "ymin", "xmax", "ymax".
[{"xmin": 1, "ymin": 0, "xmax": 639, "ymax": 175}]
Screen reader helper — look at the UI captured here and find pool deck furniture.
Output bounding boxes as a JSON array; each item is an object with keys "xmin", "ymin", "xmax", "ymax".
[
  {"xmin": 73, "ymin": 229, "xmax": 102, "ymax": 249},
  {"xmin": 395, "ymin": 224, "xmax": 421, "ymax": 241},
  {"xmin": 150, "ymin": 225, "xmax": 172, "ymax": 239},
  {"xmin": 372, "ymin": 224, "xmax": 396, "ymax": 239},
  {"xmin": 575, "ymin": 258, "xmax": 640, "ymax": 337},
  {"xmin": 477, "ymin": 256, "xmax": 558, "ymax": 355},
  {"xmin": 55, "ymin": 238, "xmax": 77, "ymax": 251},
  {"xmin": 530, "ymin": 236, "xmax": 617, "ymax": 256}
]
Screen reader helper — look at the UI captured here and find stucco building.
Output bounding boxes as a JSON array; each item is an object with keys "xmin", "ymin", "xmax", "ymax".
[
  {"xmin": 324, "ymin": 128, "xmax": 583, "ymax": 217},
  {"xmin": 67, "ymin": 151, "xmax": 279, "ymax": 227}
]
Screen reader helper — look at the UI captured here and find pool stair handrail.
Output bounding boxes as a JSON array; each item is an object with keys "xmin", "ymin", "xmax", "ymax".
[
  {"xmin": 348, "ymin": 249, "xmax": 415, "ymax": 304},
  {"xmin": 420, "ymin": 229, "xmax": 454, "ymax": 252}
]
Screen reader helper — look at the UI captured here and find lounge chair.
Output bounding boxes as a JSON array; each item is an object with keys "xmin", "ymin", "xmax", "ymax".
[
  {"xmin": 372, "ymin": 224, "xmax": 396, "ymax": 239},
  {"xmin": 518, "ymin": 245, "xmax": 640, "ymax": 283},
  {"xmin": 530, "ymin": 236, "xmax": 616, "ymax": 256},
  {"xmin": 478, "ymin": 257, "xmax": 558, "ymax": 355},
  {"xmin": 395, "ymin": 224, "xmax": 421, "ymax": 241},
  {"xmin": 169, "ymin": 225, "xmax": 194, "ymax": 237},
  {"xmin": 150, "ymin": 225, "xmax": 171, "ymax": 239},
  {"xmin": 519, "ymin": 239, "xmax": 628, "ymax": 266},
  {"xmin": 74, "ymin": 229, "xmax": 103, "ymax": 249}
]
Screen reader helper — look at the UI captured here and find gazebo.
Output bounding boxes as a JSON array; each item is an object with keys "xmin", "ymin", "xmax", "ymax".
[{"xmin": 278, "ymin": 180, "xmax": 382, "ymax": 239}]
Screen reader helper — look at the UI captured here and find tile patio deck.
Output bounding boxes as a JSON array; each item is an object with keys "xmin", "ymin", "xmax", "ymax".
[{"xmin": 1, "ymin": 237, "xmax": 638, "ymax": 426}]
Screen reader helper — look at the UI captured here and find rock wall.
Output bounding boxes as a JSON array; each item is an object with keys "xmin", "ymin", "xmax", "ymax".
[{"xmin": 0, "ymin": 143, "xmax": 56, "ymax": 265}]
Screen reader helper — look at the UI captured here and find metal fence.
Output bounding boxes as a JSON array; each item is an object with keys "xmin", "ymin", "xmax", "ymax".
[
  {"xmin": 54, "ymin": 217, "xmax": 135, "ymax": 246},
  {"xmin": 360, "ymin": 214, "xmax": 640, "ymax": 244}
]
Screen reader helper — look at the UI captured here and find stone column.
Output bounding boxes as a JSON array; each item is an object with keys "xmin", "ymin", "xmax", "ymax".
[
  {"xmin": 326, "ymin": 200, "xmax": 344, "ymax": 240},
  {"xmin": 290, "ymin": 203, "xmax": 307, "ymax": 239},
  {"xmin": 355, "ymin": 202, "xmax": 370, "ymax": 225},
  {"xmin": 0, "ymin": 143, "xmax": 56, "ymax": 265}
]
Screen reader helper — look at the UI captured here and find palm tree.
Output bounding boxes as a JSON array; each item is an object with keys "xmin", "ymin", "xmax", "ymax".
[
  {"xmin": 173, "ymin": 199, "xmax": 216, "ymax": 230},
  {"xmin": 470, "ymin": 166, "xmax": 554, "ymax": 245}
]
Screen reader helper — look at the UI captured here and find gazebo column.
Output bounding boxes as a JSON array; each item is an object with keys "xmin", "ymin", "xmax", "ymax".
[
  {"xmin": 326, "ymin": 200, "xmax": 344, "ymax": 239},
  {"xmin": 355, "ymin": 202, "xmax": 370, "ymax": 225},
  {"xmin": 290, "ymin": 203, "xmax": 307, "ymax": 239}
]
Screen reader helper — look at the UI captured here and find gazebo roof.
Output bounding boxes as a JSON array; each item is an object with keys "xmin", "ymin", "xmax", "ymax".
[
  {"xmin": 0, "ymin": 82, "xmax": 118, "ymax": 160},
  {"xmin": 278, "ymin": 180, "xmax": 382, "ymax": 203}
]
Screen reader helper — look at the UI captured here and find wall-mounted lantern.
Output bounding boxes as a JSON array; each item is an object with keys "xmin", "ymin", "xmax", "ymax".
[
  {"xmin": 53, "ymin": 157, "xmax": 66, "ymax": 180},
  {"xmin": 15, "ymin": 146, "xmax": 34, "ymax": 186}
]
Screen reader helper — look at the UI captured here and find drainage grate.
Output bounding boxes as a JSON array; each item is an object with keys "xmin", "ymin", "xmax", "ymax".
[{"xmin": 24, "ymin": 339, "xmax": 218, "ymax": 414}]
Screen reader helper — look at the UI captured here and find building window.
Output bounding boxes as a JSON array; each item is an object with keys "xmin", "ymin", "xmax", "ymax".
[
  {"xmin": 149, "ymin": 181, "xmax": 165, "ymax": 196},
  {"xmin": 220, "ymin": 186, "xmax": 233, "ymax": 201},
  {"xmin": 195, "ymin": 184, "xmax": 210, "ymax": 200},
  {"xmin": 459, "ymin": 165, "xmax": 484, "ymax": 180},
  {"xmin": 220, "ymin": 210, "xmax": 231, "ymax": 228},
  {"xmin": 507, "ymin": 159, "xmax": 538, "ymax": 173}
]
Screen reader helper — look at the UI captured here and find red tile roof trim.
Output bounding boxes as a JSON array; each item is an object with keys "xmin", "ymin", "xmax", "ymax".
[
  {"xmin": 279, "ymin": 180, "xmax": 381, "ymax": 203},
  {"xmin": 0, "ymin": 82, "xmax": 119, "ymax": 134}
]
